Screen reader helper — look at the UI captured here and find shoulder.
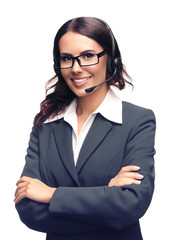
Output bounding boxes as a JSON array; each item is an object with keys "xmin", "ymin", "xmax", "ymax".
[
  {"xmin": 122, "ymin": 101, "xmax": 156, "ymax": 125},
  {"xmin": 33, "ymin": 117, "xmax": 65, "ymax": 135}
]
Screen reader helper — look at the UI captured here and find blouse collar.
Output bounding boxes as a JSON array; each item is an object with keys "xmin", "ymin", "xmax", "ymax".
[{"xmin": 44, "ymin": 87, "xmax": 122, "ymax": 124}]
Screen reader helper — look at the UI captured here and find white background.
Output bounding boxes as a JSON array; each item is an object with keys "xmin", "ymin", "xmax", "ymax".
[{"xmin": 0, "ymin": 0, "xmax": 169, "ymax": 239}]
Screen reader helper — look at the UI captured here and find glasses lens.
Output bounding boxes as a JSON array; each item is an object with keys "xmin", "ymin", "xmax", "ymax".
[
  {"xmin": 80, "ymin": 53, "xmax": 98, "ymax": 66},
  {"xmin": 60, "ymin": 56, "xmax": 73, "ymax": 68}
]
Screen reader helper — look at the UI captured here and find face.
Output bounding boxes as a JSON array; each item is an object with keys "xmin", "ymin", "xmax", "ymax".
[{"xmin": 59, "ymin": 31, "xmax": 108, "ymax": 98}]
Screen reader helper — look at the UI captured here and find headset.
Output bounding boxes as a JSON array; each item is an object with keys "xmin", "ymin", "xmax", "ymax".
[
  {"xmin": 53, "ymin": 17, "xmax": 121, "ymax": 78},
  {"xmin": 95, "ymin": 18, "xmax": 119, "ymax": 76}
]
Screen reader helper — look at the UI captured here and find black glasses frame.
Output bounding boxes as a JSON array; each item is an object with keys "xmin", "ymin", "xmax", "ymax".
[{"xmin": 57, "ymin": 50, "xmax": 107, "ymax": 69}]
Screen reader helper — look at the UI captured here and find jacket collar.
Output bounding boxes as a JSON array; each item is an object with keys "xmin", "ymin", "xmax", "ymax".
[{"xmin": 50, "ymin": 113, "xmax": 114, "ymax": 181}]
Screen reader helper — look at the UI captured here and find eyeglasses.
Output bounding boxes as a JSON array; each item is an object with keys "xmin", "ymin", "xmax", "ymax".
[{"xmin": 57, "ymin": 50, "xmax": 107, "ymax": 69}]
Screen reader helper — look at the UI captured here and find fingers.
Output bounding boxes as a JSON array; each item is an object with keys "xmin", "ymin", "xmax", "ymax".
[
  {"xmin": 121, "ymin": 165, "xmax": 140, "ymax": 172},
  {"xmin": 14, "ymin": 176, "xmax": 57, "ymax": 204},
  {"xmin": 14, "ymin": 177, "xmax": 37, "ymax": 203},
  {"xmin": 120, "ymin": 165, "xmax": 144, "ymax": 182},
  {"xmin": 14, "ymin": 187, "xmax": 28, "ymax": 203},
  {"xmin": 15, "ymin": 181, "xmax": 28, "ymax": 196},
  {"xmin": 16, "ymin": 176, "xmax": 36, "ymax": 186},
  {"xmin": 108, "ymin": 177, "xmax": 142, "ymax": 187},
  {"xmin": 108, "ymin": 165, "xmax": 144, "ymax": 187},
  {"xmin": 123, "ymin": 172, "xmax": 144, "ymax": 180}
]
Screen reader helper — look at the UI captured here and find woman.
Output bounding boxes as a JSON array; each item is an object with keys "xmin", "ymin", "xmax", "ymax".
[{"xmin": 14, "ymin": 17, "xmax": 156, "ymax": 240}]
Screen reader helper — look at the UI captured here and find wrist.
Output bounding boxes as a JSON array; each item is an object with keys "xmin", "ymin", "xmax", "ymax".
[{"xmin": 49, "ymin": 187, "xmax": 57, "ymax": 202}]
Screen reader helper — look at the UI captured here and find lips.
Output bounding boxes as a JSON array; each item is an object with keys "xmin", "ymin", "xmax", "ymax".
[{"xmin": 71, "ymin": 77, "xmax": 91, "ymax": 87}]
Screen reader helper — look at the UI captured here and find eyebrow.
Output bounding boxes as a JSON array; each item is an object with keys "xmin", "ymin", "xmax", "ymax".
[{"xmin": 60, "ymin": 49, "xmax": 97, "ymax": 56}]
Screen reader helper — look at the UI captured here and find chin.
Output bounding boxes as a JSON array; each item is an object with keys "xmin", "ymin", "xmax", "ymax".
[{"xmin": 73, "ymin": 89, "xmax": 89, "ymax": 98}]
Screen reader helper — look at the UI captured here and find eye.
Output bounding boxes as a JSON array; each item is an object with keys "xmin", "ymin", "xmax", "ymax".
[
  {"xmin": 83, "ymin": 53, "xmax": 95, "ymax": 59},
  {"xmin": 60, "ymin": 56, "xmax": 72, "ymax": 62}
]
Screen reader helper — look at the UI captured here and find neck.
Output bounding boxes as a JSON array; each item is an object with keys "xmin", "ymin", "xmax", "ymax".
[{"xmin": 76, "ymin": 85, "xmax": 109, "ymax": 117}]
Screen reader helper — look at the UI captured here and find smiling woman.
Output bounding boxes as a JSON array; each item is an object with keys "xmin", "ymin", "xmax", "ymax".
[
  {"xmin": 15, "ymin": 17, "xmax": 156, "ymax": 240},
  {"xmin": 34, "ymin": 17, "xmax": 131, "ymax": 126},
  {"xmin": 59, "ymin": 31, "xmax": 108, "ymax": 99}
]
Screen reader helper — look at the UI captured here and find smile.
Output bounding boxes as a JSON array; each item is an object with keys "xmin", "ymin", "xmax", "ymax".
[{"xmin": 72, "ymin": 77, "xmax": 91, "ymax": 83}]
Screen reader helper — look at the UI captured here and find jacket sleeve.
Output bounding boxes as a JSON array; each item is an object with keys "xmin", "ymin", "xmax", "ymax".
[
  {"xmin": 49, "ymin": 109, "xmax": 156, "ymax": 230},
  {"xmin": 15, "ymin": 125, "xmax": 100, "ymax": 234}
]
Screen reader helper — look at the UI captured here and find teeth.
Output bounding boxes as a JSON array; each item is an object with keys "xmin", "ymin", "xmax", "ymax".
[{"xmin": 73, "ymin": 77, "xmax": 90, "ymax": 83}]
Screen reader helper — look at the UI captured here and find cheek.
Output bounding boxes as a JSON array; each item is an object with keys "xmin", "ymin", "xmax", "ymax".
[
  {"xmin": 92, "ymin": 61, "xmax": 107, "ymax": 78},
  {"xmin": 60, "ymin": 70, "xmax": 70, "ymax": 83}
]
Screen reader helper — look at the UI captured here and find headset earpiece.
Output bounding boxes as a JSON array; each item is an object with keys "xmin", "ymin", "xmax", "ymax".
[
  {"xmin": 114, "ymin": 57, "xmax": 122, "ymax": 70},
  {"xmin": 106, "ymin": 55, "xmax": 113, "ymax": 75},
  {"xmin": 96, "ymin": 18, "xmax": 120, "ymax": 77}
]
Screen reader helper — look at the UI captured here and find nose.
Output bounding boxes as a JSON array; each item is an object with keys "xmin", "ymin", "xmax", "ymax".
[{"xmin": 71, "ymin": 59, "xmax": 83, "ymax": 73}]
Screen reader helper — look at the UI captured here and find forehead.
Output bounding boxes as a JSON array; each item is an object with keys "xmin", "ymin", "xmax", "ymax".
[{"xmin": 59, "ymin": 31, "xmax": 103, "ymax": 54}]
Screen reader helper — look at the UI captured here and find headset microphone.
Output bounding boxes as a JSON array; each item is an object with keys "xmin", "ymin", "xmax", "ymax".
[{"xmin": 85, "ymin": 68, "xmax": 117, "ymax": 93}]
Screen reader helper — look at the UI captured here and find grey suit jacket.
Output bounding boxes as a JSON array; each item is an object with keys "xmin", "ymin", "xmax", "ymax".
[{"xmin": 15, "ymin": 101, "xmax": 156, "ymax": 240}]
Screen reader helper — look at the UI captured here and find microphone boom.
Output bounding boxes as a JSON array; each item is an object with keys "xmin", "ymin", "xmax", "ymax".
[{"xmin": 85, "ymin": 68, "xmax": 117, "ymax": 93}]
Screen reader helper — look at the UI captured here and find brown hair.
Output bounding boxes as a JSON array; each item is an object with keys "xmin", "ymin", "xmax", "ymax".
[{"xmin": 35, "ymin": 17, "xmax": 132, "ymax": 126}]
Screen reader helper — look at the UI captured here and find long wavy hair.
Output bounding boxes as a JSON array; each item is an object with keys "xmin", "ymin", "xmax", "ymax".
[{"xmin": 35, "ymin": 17, "xmax": 132, "ymax": 126}]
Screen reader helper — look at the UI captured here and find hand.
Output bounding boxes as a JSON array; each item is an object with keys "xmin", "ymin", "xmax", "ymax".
[
  {"xmin": 108, "ymin": 166, "xmax": 144, "ymax": 187},
  {"xmin": 14, "ymin": 176, "xmax": 56, "ymax": 204}
]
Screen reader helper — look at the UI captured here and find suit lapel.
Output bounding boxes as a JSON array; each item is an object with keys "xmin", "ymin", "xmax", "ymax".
[
  {"xmin": 51, "ymin": 119, "xmax": 80, "ymax": 186},
  {"xmin": 76, "ymin": 114, "xmax": 113, "ymax": 173}
]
